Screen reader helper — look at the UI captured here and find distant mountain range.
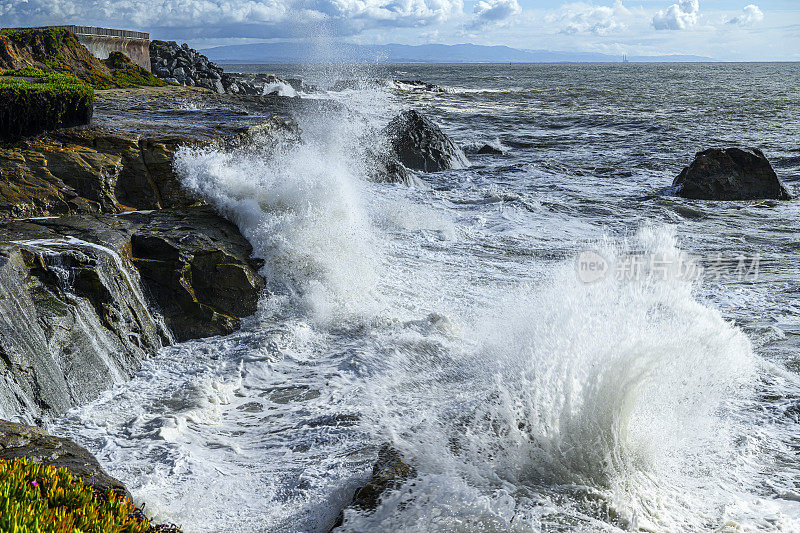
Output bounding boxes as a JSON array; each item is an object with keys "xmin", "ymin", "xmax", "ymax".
[{"xmin": 200, "ymin": 42, "xmax": 714, "ymax": 64}]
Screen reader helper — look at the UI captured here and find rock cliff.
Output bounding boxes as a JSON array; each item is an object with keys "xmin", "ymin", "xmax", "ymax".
[{"xmin": 0, "ymin": 89, "xmax": 304, "ymax": 422}]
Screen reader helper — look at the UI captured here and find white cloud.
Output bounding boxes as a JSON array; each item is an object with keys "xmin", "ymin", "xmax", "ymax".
[
  {"xmin": 0, "ymin": 0, "xmax": 465, "ymax": 37},
  {"xmin": 472, "ymin": 0, "xmax": 522, "ymax": 27},
  {"xmin": 554, "ymin": 1, "xmax": 630, "ymax": 35},
  {"xmin": 728, "ymin": 4, "xmax": 763, "ymax": 26},
  {"xmin": 653, "ymin": 0, "xmax": 699, "ymax": 30}
]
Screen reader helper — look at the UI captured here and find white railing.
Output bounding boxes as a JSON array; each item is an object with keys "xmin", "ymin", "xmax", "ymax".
[{"xmin": 2, "ymin": 25, "xmax": 149, "ymax": 40}]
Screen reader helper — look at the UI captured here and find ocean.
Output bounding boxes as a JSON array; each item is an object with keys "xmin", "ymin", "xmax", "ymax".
[{"xmin": 53, "ymin": 63, "xmax": 800, "ymax": 532}]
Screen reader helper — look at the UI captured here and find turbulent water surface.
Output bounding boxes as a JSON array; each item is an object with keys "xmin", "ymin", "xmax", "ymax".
[{"xmin": 53, "ymin": 63, "xmax": 800, "ymax": 532}]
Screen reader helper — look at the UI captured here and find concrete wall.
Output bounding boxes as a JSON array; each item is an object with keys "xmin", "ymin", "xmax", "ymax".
[{"xmin": 77, "ymin": 35, "xmax": 151, "ymax": 72}]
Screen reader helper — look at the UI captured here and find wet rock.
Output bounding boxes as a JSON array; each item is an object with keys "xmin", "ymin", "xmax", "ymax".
[
  {"xmin": 331, "ymin": 444, "xmax": 416, "ymax": 531},
  {"xmin": 0, "ymin": 217, "xmax": 168, "ymax": 422},
  {"xmin": 223, "ymin": 115, "xmax": 302, "ymax": 151},
  {"xmin": 0, "ymin": 208, "xmax": 265, "ymax": 420},
  {"xmin": 286, "ymin": 78, "xmax": 318, "ymax": 93},
  {"xmin": 385, "ymin": 110, "xmax": 469, "ymax": 173},
  {"xmin": 0, "ymin": 420, "xmax": 130, "ymax": 498},
  {"xmin": 351, "ymin": 444, "xmax": 416, "ymax": 511},
  {"xmin": 673, "ymin": 148, "xmax": 792, "ymax": 200},
  {"xmin": 0, "ymin": 130, "xmax": 209, "ymax": 219},
  {"xmin": 394, "ymin": 80, "xmax": 450, "ymax": 93},
  {"xmin": 129, "ymin": 208, "xmax": 265, "ymax": 342},
  {"xmin": 367, "ymin": 148, "xmax": 421, "ymax": 187},
  {"xmin": 476, "ymin": 144, "xmax": 504, "ymax": 155}
]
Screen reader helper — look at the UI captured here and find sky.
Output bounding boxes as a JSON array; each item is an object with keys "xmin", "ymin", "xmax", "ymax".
[{"xmin": 1, "ymin": 0, "xmax": 799, "ymax": 60}]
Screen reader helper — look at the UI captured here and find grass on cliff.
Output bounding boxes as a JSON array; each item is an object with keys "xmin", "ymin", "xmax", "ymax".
[
  {"xmin": 0, "ymin": 27, "xmax": 79, "ymax": 50},
  {"xmin": 0, "ymin": 71, "xmax": 94, "ymax": 140},
  {"xmin": 0, "ymin": 71, "xmax": 94, "ymax": 102},
  {"xmin": 104, "ymin": 51, "xmax": 168, "ymax": 88},
  {"xmin": 0, "ymin": 457, "xmax": 150, "ymax": 533},
  {"xmin": 0, "ymin": 28, "xmax": 167, "ymax": 89}
]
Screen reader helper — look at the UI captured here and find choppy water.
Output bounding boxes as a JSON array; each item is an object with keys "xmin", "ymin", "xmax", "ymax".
[{"xmin": 53, "ymin": 63, "xmax": 800, "ymax": 532}]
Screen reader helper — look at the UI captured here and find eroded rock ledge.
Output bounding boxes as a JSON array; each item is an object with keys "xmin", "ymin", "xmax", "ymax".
[
  {"xmin": 0, "ymin": 207, "xmax": 264, "ymax": 422},
  {"xmin": 0, "ymin": 92, "xmax": 299, "ymax": 422}
]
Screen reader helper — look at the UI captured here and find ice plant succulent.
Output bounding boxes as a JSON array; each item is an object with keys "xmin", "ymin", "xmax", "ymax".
[{"xmin": 0, "ymin": 457, "xmax": 150, "ymax": 532}]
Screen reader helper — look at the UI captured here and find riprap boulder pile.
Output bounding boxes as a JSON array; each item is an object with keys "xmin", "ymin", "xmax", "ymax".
[{"xmin": 150, "ymin": 40, "xmax": 257, "ymax": 94}]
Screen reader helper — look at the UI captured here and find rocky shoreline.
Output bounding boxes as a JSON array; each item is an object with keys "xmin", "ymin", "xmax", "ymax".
[
  {"xmin": 0, "ymin": 58, "xmax": 482, "ymax": 528},
  {"xmin": 0, "ymin": 83, "xmax": 324, "ymax": 529},
  {"xmin": 1, "ymin": 49, "xmax": 797, "ymax": 530}
]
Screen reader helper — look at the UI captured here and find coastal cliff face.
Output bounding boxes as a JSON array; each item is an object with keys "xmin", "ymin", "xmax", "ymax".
[
  {"xmin": 0, "ymin": 91, "xmax": 293, "ymax": 422},
  {"xmin": 0, "ymin": 207, "xmax": 265, "ymax": 422}
]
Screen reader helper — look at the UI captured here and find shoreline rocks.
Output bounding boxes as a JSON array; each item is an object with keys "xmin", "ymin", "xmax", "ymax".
[
  {"xmin": 0, "ymin": 207, "xmax": 264, "ymax": 422},
  {"xmin": 385, "ymin": 110, "xmax": 469, "ymax": 173},
  {"xmin": 331, "ymin": 444, "xmax": 416, "ymax": 531},
  {"xmin": 672, "ymin": 147, "xmax": 792, "ymax": 200},
  {"xmin": 149, "ymin": 41, "xmax": 313, "ymax": 97},
  {"xmin": 130, "ymin": 208, "xmax": 265, "ymax": 342},
  {"xmin": 0, "ymin": 94, "xmax": 303, "ymax": 422},
  {"xmin": 150, "ymin": 40, "xmax": 227, "ymax": 93}
]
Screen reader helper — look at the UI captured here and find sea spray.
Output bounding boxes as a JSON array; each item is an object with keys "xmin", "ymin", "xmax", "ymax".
[
  {"xmin": 349, "ymin": 226, "xmax": 759, "ymax": 532},
  {"xmin": 175, "ymin": 110, "xmax": 384, "ymax": 322}
]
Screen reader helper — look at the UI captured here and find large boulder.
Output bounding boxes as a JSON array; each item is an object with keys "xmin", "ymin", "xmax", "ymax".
[
  {"xmin": 673, "ymin": 148, "xmax": 792, "ymax": 200},
  {"xmin": 129, "ymin": 208, "xmax": 265, "ymax": 342},
  {"xmin": 384, "ymin": 110, "xmax": 469, "ymax": 173}
]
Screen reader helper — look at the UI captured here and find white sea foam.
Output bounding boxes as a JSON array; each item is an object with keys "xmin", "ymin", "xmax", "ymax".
[
  {"xmin": 175, "ymin": 110, "xmax": 384, "ymax": 323},
  {"xmin": 263, "ymin": 82, "xmax": 300, "ymax": 98},
  {"xmin": 345, "ymin": 226, "xmax": 799, "ymax": 532}
]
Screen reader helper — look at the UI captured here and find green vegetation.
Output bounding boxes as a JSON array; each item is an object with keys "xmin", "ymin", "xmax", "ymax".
[
  {"xmin": 1, "ymin": 67, "xmax": 47, "ymax": 77},
  {"xmin": 0, "ymin": 70, "xmax": 94, "ymax": 140},
  {"xmin": 0, "ymin": 27, "xmax": 78, "ymax": 51},
  {"xmin": 0, "ymin": 457, "xmax": 149, "ymax": 532},
  {"xmin": 104, "ymin": 51, "xmax": 167, "ymax": 88},
  {"xmin": 0, "ymin": 28, "xmax": 164, "ymax": 89},
  {"xmin": 0, "ymin": 71, "xmax": 93, "ymax": 102}
]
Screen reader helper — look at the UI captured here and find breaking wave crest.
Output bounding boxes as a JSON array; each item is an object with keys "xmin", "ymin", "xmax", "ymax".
[
  {"xmin": 348, "ymin": 226, "xmax": 764, "ymax": 532},
  {"xmin": 175, "ymin": 113, "xmax": 383, "ymax": 322}
]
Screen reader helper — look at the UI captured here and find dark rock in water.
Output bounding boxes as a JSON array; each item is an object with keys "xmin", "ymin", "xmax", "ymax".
[
  {"xmin": 351, "ymin": 444, "xmax": 416, "ymax": 511},
  {"xmin": 378, "ymin": 155, "xmax": 417, "ymax": 186},
  {"xmin": 476, "ymin": 144, "xmax": 504, "ymax": 155},
  {"xmin": 673, "ymin": 148, "xmax": 792, "ymax": 200},
  {"xmin": 331, "ymin": 444, "xmax": 416, "ymax": 531},
  {"xmin": 286, "ymin": 78, "xmax": 318, "ymax": 93},
  {"xmin": 384, "ymin": 110, "xmax": 469, "ymax": 173},
  {"xmin": 223, "ymin": 115, "xmax": 302, "ymax": 150},
  {"xmin": 130, "ymin": 208, "xmax": 265, "ymax": 342},
  {"xmin": 364, "ymin": 143, "xmax": 421, "ymax": 187},
  {"xmin": 394, "ymin": 80, "xmax": 450, "ymax": 93},
  {"xmin": 0, "ymin": 420, "xmax": 130, "ymax": 498}
]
